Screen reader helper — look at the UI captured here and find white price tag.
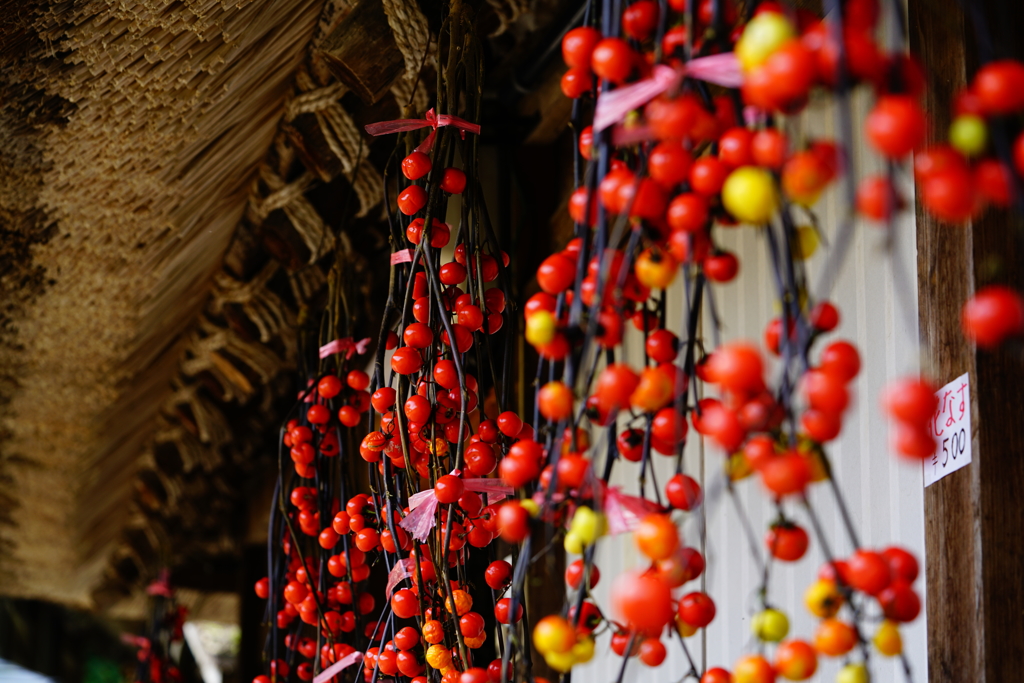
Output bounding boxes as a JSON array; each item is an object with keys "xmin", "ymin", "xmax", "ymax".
[{"xmin": 924, "ymin": 372, "xmax": 972, "ymax": 487}]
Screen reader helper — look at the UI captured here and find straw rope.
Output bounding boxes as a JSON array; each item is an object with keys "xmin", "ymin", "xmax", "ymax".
[
  {"xmin": 179, "ymin": 317, "xmax": 285, "ymax": 401},
  {"xmin": 166, "ymin": 382, "xmax": 232, "ymax": 448},
  {"xmin": 382, "ymin": 0, "xmax": 431, "ymax": 81},
  {"xmin": 209, "ymin": 262, "xmax": 291, "ymax": 344}
]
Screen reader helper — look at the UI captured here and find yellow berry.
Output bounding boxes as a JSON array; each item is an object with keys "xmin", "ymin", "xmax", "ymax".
[
  {"xmin": 570, "ymin": 506, "xmax": 602, "ymax": 545},
  {"xmin": 533, "ymin": 615, "xmax": 575, "ymax": 655},
  {"xmin": 564, "ymin": 531, "xmax": 585, "ymax": 555},
  {"xmin": 544, "ymin": 650, "xmax": 577, "ymax": 673},
  {"xmin": 804, "ymin": 579, "xmax": 844, "ymax": 618},
  {"xmin": 836, "ymin": 663, "xmax": 869, "ymax": 683},
  {"xmin": 526, "ymin": 310, "xmax": 557, "ymax": 346},
  {"xmin": 873, "ymin": 620, "xmax": 903, "ymax": 657},
  {"xmin": 949, "ymin": 114, "xmax": 988, "ymax": 156},
  {"xmin": 792, "ymin": 225, "xmax": 819, "ymax": 260},
  {"xmin": 572, "ymin": 637, "xmax": 595, "ymax": 663},
  {"xmin": 723, "ymin": 167, "xmax": 778, "ymax": 225},
  {"xmin": 727, "ymin": 451, "xmax": 754, "ymax": 481},
  {"xmin": 752, "ymin": 608, "xmax": 790, "ymax": 642},
  {"xmin": 676, "ymin": 616, "xmax": 698, "ymax": 638},
  {"xmin": 736, "ymin": 12, "xmax": 796, "ymax": 71}
]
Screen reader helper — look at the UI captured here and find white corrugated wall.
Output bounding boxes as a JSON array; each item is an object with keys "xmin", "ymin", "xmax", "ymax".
[{"xmin": 570, "ymin": 88, "xmax": 927, "ymax": 682}]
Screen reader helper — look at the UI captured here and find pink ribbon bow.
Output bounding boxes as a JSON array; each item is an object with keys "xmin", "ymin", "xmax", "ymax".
[
  {"xmin": 313, "ymin": 650, "xmax": 363, "ymax": 683},
  {"xmin": 593, "ymin": 53, "xmax": 743, "ymax": 133},
  {"xmin": 399, "ymin": 477, "xmax": 514, "ymax": 541},
  {"xmin": 601, "ymin": 484, "xmax": 665, "ymax": 535},
  {"xmin": 319, "ymin": 337, "xmax": 371, "ymax": 360},
  {"xmin": 365, "ymin": 108, "xmax": 482, "ymax": 154}
]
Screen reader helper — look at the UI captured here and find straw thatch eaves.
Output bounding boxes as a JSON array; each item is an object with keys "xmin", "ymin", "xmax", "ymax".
[{"xmin": 0, "ymin": 0, "xmax": 450, "ymax": 613}]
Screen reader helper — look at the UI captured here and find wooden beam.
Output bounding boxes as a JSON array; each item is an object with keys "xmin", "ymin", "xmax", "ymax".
[
  {"xmin": 910, "ymin": 1, "xmax": 1024, "ymax": 680},
  {"xmin": 318, "ymin": 0, "xmax": 406, "ymax": 105}
]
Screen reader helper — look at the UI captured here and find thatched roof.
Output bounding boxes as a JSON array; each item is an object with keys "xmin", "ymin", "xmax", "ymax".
[
  {"xmin": 0, "ymin": 0, "xmax": 396, "ymax": 609},
  {"xmin": 0, "ymin": 0, "xmax": 570, "ymax": 616}
]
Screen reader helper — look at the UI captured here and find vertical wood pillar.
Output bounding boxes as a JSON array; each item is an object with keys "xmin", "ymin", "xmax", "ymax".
[{"xmin": 910, "ymin": 1, "xmax": 1024, "ymax": 680}]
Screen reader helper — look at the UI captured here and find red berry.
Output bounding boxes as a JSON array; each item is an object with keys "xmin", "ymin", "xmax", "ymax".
[
  {"xmin": 882, "ymin": 377, "xmax": 938, "ymax": 426},
  {"xmin": 961, "ymin": 285, "xmax": 1024, "ymax": 349},
  {"xmin": 810, "ymin": 301, "xmax": 840, "ymax": 331},
  {"xmin": 665, "ymin": 474, "xmax": 702, "ymax": 510},
  {"xmin": 689, "ymin": 157, "xmax": 729, "ymax": 196},
  {"xmin": 973, "ymin": 59, "xmax": 1024, "ymax": 115},
  {"xmin": 765, "ymin": 524, "xmax": 809, "ymax": 561},
  {"xmin": 591, "ymin": 38, "xmax": 635, "ymax": 84},
  {"xmin": 562, "ymin": 26, "xmax": 601, "ymax": 69},
  {"xmin": 856, "ymin": 175, "xmax": 899, "ymax": 220},
  {"xmin": 648, "ymin": 141, "xmax": 693, "ymax": 189},
  {"xmin": 440, "ymin": 168, "xmax": 467, "ymax": 194},
  {"xmin": 397, "ymin": 185, "xmax": 428, "ymax": 215},
  {"xmin": 677, "ymin": 592, "xmax": 716, "ymax": 628},
  {"xmin": 974, "ymin": 159, "xmax": 1013, "ymax": 208},
  {"xmin": 865, "ymin": 95, "xmax": 926, "ymax": 158},
  {"xmin": 565, "ymin": 558, "xmax": 601, "ymax": 589},
  {"xmin": 638, "ymin": 638, "xmax": 667, "ymax": 666},
  {"xmin": 390, "ymin": 346, "xmax": 423, "ymax": 375},
  {"xmin": 752, "ymin": 128, "xmax": 788, "ymax": 169},
  {"xmin": 402, "ymin": 152, "xmax": 432, "ymax": 180},
  {"xmin": 667, "ymin": 193, "xmax": 710, "ymax": 233},
  {"xmin": 622, "ymin": 0, "xmax": 659, "ymax": 40},
  {"xmin": 434, "ymin": 475, "xmax": 465, "ymax": 504},
  {"xmin": 485, "ymin": 560, "xmax": 513, "ymax": 590},
  {"xmin": 718, "ymin": 127, "xmax": 755, "ymax": 168},
  {"xmin": 760, "ymin": 453, "xmax": 812, "ymax": 496},
  {"xmin": 703, "ymin": 251, "xmax": 739, "ymax": 282},
  {"xmin": 611, "ymin": 570, "xmax": 675, "ymax": 634},
  {"xmin": 536, "ymin": 253, "xmax": 577, "ymax": 294},
  {"xmin": 847, "ymin": 549, "xmax": 893, "ymax": 596},
  {"xmin": 318, "ymin": 375, "xmax": 342, "ymax": 399},
  {"xmin": 561, "ymin": 67, "xmax": 592, "ymax": 99},
  {"xmin": 922, "ymin": 167, "xmax": 976, "ymax": 223}
]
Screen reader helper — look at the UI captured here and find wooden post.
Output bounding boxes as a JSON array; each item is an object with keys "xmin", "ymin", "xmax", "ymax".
[{"xmin": 910, "ymin": 0, "xmax": 1024, "ymax": 680}]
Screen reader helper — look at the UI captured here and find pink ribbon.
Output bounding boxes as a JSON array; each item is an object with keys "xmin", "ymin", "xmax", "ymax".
[
  {"xmin": 146, "ymin": 569, "xmax": 173, "ymax": 597},
  {"xmin": 399, "ymin": 489, "xmax": 440, "ymax": 541},
  {"xmin": 385, "ymin": 557, "xmax": 418, "ymax": 599},
  {"xmin": 602, "ymin": 485, "xmax": 664, "ymax": 535},
  {"xmin": 122, "ymin": 635, "xmax": 152, "ymax": 661},
  {"xmin": 313, "ymin": 650, "xmax": 363, "ymax": 683},
  {"xmin": 612, "ymin": 124, "xmax": 655, "ymax": 147},
  {"xmin": 399, "ymin": 477, "xmax": 514, "ymax": 541},
  {"xmin": 365, "ymin": 108, "xmax": 481, "ymax": 153},
  {"xmin": 319, "ymin": 337, "xmax": 371, "ymax": 360},
  {"xmin": 593, "ymin": 53, "xmax": 743, "ymax": 133},
  {"xmin": 391, "ymin": 249, "xmax": 413, "ymax": 265}
]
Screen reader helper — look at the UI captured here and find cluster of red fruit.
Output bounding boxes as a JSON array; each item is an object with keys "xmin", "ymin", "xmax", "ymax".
[
  {"xmin": 253, "ymin": 60, "xmax": 538, "ymax": 679},
  {"xmin": 257, "ymin": 360, "xmax": 527, "ymax": 679},
  {"xmin": 507, "ymin": 0, "xmax": 950, "ymax": 681}
]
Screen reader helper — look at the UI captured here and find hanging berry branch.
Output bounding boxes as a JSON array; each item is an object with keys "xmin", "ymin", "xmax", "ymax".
[
  {"xmin": 249, "ymin": 0, "xmax": 1024, "ymax": 683},
  {"xmin": 124, "ymin": 571, "xmax": 188, "ymax": 683}
]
